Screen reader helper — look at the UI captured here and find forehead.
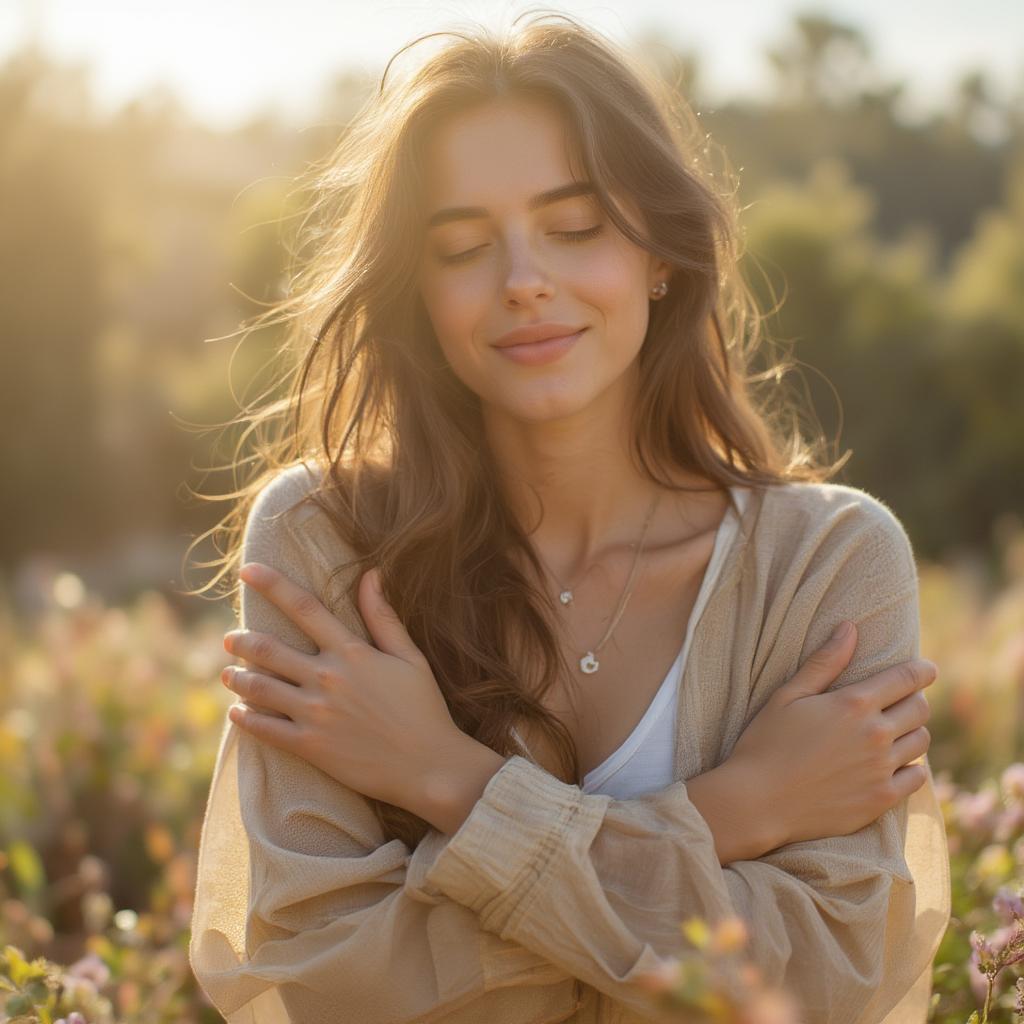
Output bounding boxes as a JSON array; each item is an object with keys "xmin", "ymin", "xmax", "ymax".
[{"xmin": 420, "ymin": 97, "xmax": 582, "ymax": 206}]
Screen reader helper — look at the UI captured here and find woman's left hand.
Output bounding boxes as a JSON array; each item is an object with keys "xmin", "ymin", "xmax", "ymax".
[{"xmin": 221, "ymin": 560, "xmax": 467, "ymax": 812}]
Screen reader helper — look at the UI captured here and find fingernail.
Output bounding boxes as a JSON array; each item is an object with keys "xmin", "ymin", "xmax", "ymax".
[
  {"xmin": 830, "ymin": 620, "xmax": 853, "ymax": 643},
  {"xmin": 240, "ymin": 563, "xmax": 266, "ymax": 584}
]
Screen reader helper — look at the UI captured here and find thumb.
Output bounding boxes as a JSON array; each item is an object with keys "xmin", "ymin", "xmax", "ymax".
[
  {"xmin": 360, "ymin": 567, "xmax": 420, "ymax": 661},
  {"xmin": 776, "ymin": 620, "xmax": 857, "ymax": 704}
]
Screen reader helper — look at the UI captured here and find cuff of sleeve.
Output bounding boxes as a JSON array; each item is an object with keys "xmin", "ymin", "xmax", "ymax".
[
  {"xmin": 405, "ymin": 827, "xmax": 450, "ymax": 905},
  {"xmin": 413, "ymin": 755, "xmax": 608, "ymax": 935}
]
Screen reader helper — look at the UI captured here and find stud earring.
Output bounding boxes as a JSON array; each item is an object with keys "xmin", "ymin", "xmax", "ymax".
[{"xmin": 649, "ymin": 281, "xmax": 668, "ymax": 299}]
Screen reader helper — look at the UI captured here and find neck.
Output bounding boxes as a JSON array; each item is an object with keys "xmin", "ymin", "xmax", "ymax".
[{"xmin": 482, "ymin": 376, "xmax": 718, "ymax": 578}]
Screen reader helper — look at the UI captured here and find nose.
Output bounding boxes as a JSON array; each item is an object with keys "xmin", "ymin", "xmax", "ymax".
[{"xmin": 501, "ymin": 236, "xmax": 554, "ymax": 308}]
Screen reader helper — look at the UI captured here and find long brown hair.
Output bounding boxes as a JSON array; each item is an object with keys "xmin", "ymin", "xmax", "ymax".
[{"xmin": 185, "ymin": 10, "xmax": 845, "ymax": 848}]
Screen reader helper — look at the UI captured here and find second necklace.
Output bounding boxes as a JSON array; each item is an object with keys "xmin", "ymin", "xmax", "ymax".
[{"xmin": 535, "ymin": 490, "xmax": 661, "ymax": 675}]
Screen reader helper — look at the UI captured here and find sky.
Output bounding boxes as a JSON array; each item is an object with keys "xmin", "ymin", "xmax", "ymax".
[{"xmin": 1, "ymin": 0, "xmax": 1021, "ymax": 131}]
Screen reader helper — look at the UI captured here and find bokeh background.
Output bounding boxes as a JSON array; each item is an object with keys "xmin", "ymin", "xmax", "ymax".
[{"xmin": 1, "ymin": 1, "xmax": 1022, "ymax": 1020}]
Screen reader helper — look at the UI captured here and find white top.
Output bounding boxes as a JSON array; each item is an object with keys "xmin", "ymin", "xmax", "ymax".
[{"xmin": 513, "ymin": 486, "xmax": 749, "ymax": 800}]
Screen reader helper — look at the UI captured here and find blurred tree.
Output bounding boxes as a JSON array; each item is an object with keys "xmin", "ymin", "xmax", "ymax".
[
  {"xmin": 764, "ymin": 13, "xmax": 873, "ymax": 109},
  {"xmin": 936, "ymin": 151, "xmax": 1024, "ymax": 545},
  {"xmin": 634, "ymin": 26, "xmax": 703, "ymax": 103},
  {"xmin": 0, "ymin": 44, "xmax": 108, "ymax": 560},
  {"xmin": 0, "ymin": 11, "xmax": 1020, "ymax": 588},
  {"xmin": 951, "ymin": 69, "xmax": 1008, "ymax": 145},
  {"xmin": 743, "ymin": 154, "xmax": 1023, "ymax": 556}
]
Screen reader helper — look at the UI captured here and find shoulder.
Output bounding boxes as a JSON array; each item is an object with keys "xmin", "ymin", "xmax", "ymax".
[
  {"xmin": 247, "ymin": 459, "xmax": 327, "ymax": 530},
  {"xmin": 740, "ymin": 481, "xmax": 922, "ymax": 704},
  {"xmin": 241, "ymin": 458, "xmax": 366, "ymax": 589},
  {"xmin": 242, "ymin": 459, "xmax": 356, "ymax": 570},
  {"xmin": 761, "ymin": 479, "xmax": 907, "ymax": 534},
  {"xmin": 240, "ymin": 460, "xmax": 370, "ymax": 634},
  {"xmin": 756, "ymin": 480, "xmax": 917, "ymax": 587},
  {"xmin": 244, "ymin": 458, "xmax": 358, "ymax": 548}
]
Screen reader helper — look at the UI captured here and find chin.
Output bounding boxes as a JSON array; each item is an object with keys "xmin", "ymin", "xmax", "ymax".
[{"xmin": 495, "ymin": 386, "xmax": 598, "ymax": 424}]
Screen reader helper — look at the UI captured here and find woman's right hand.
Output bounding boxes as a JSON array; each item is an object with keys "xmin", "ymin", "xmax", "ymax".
[{"xmin": 727, "ymin": 620, "xmax": 938, "ymax": 853}]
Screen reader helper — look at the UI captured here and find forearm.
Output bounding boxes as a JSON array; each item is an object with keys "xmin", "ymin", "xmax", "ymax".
[
  {"xmin": 417, "ymin": 735, "xmax": 783, "ymax": 865},
  {"xmin": 684, "ymin": 759, "xmax": 785, "ymax": 865}
]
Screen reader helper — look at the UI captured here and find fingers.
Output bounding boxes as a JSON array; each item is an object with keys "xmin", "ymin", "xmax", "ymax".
[
  {"xmin": 889, "ymin": 761, "xmax": 929, "ymax": 801},
  {"xmin": 862, "ymin": 659, "xmax": 938, "ymax": 712},
  {"xmin": 890, "ymin": 724, "xmax": 931, "ymax": 768},
  {"xmin": 784, "ymin": 620, "xmax": 858, "ymax": 698},
  {"xmin": 240, "ymin": 561, "xmax": 357, "ymax": 652},
  {"xmin": 222, "ymin": 665, "xmax": 304, "ymax": 720},
  {"xmin": 358, "ymin": 567, "xmax": 422, "ymax": 663},
  {"xmin": 228, "ymin": 701, "xmax": 304, "ymax": 755},
  {"xmin": 224, "ymin": 628, "xmax": 314, "ymax": 685},
  {"xmin": 882, "ymin": 686, "xmax": 931, "ymax": 737}
]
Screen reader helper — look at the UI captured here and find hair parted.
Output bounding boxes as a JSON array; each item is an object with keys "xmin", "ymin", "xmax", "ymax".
[{"xmin": 184, "ymin": 9, "xmax": 846, "ymax": 848}]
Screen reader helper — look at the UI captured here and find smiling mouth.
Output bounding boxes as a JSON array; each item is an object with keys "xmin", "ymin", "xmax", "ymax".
[{"xmin": 492, "ymin": 328, "xmax": 586, "ymax": 365}]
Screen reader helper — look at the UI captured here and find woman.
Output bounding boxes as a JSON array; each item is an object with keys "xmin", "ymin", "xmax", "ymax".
[{"xmin": 187, "ymin": 13, "xmax": 950, "ymax": 1024}]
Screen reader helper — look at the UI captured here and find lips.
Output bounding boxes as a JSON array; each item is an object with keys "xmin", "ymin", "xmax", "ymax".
[
  {"xmin": 492, "ymin": 328, "xmax": 585, "ymax": 366},
  {"xmin": 492, "ymin": 322, "xmax": 586, "ymax": 349}
]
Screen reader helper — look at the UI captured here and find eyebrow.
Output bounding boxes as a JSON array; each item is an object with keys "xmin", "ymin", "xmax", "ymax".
[{"xmin": 425, "ymin": 180, "xmax": 596, "ymax": 229}]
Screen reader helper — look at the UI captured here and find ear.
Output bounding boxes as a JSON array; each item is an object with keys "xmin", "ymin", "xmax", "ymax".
[{"xmin": 647, "ymin": 253, "xmax": 673, "ymax": 291}]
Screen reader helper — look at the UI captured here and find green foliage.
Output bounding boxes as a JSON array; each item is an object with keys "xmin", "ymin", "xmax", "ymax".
[
  {"xmin": 742, "ymin": 154, "xmax": 1024, "ymax": 557},
  {"xmin": 0, "ymin": 17, "xmax": 1021, "ymax": 571}
]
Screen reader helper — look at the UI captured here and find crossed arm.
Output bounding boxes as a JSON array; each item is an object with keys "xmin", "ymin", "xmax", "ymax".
[{"xmin": 189, "ymin": 475, "xmax": 946, "ymax": 1024}]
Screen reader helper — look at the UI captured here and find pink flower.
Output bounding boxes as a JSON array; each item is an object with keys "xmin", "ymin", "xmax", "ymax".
[
  {"xmin": 933, "ymin": 774, "xmax": 957, "ymax": 806},
  {"xmin": 739, "ymin": 988, "xmax": 802, "ymax": 1024},
  {"xmin": 995, "ymin": 804, "xmax": 1024, "ymax": 842},
  {"xmin": 710, "ymin": 915, "xmax": 750, "ymax": 954},
  {"xmin": 66, "ymin": 951, "xmax": 110, "ymax": 986},
  {"xmin": 989, "ymin": 923, "xmax": 1021, "ymax": 956},
  {"xmin": 954, "ymin": 789, "xmax": 1000, "ymax": 832},
  {"xmin": 971, "ymin": 930, "xmax": 995, "ymax": 964},
  {"xmin": 968, "ymin": 949, "xmax": 992, "ymax": 1004},
  {"xmin": 1001, "ymin": 764, "xmax": 1024, "ymax": 802},
  {"xmin": 633, "ymin": 957, "xmax": 683, "ymax": 994},
  {"xmin": 994, "ymin": 887, "xmax": 1024, "ymax": 925}
]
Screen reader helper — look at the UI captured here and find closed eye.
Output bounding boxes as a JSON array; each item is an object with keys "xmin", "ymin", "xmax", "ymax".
[{"xmin": 439, "ymin": 225, "xmax": 604, "ymax": 265}]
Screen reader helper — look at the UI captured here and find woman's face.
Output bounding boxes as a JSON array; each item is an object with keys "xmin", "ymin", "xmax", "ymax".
[{"xmin": 416, "ymin": 95, "xmax": 668, "ymax": 424}]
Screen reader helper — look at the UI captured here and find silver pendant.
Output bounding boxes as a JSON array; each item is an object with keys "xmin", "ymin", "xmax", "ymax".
[
  {"xmin": 580, "ymin": 651, "xmax": 599, "ymax": 674},
  {"xmin": 559, "ymin": 589, "xmax": 573, "ymax": 605}
]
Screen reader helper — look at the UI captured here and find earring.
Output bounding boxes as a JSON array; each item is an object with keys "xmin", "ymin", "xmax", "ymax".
[{"xmin": 649, "ymin": 281, "xmax": 668, "ymax": 299}]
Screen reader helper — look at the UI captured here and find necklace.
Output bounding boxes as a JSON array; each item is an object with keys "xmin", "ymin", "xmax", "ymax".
[{"xmin": 532, "ymin": 491, "xmax": 661, "ymax": 674}]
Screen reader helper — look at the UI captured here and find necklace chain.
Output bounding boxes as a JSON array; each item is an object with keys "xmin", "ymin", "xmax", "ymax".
[{"xmin": 532, "ymin": 491, "xmax": 661, "ymax": 674}]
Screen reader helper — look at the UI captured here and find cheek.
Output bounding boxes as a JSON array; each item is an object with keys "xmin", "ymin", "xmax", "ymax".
[
  {"xmin": 580, "ymin": 245, "xmax": 651, "ymax": 347},
  {"xmin": 424, "ymin": 276, "xmax": 483, "ymax": 337},
  {"xmin": 418, "ymin": 270, "xmax": 491, "ymax": 382}
]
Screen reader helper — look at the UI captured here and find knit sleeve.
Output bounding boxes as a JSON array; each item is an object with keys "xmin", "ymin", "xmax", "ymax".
[
  {"xmin": 404, "ymin": 490, "xmax": 951, "ymax": 1024},
  {"xmin": 187, "ymin": 464, "xmax": 583, "ymax": 1024}
]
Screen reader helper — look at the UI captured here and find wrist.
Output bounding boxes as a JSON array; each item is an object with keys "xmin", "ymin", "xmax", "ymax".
[
  {"xmin": 415, "ymin": 733, "xmax": 509, "ymax": 836},
  {"xmin": 685, "ymin": 757, "xmax": 785, "ymax": 865}
]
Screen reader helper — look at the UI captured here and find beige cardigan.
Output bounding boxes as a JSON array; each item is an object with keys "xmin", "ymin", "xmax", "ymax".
[{"xmin": 189, "ymin": 462, "xmax": 951, "ymax": 1024}]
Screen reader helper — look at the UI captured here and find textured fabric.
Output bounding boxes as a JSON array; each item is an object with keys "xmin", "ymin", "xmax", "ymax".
[
  {"xmin": 575, "ymin": 486, "xmax": 749, "ymax": 798},
  {"xmin": 189, "ymin": 460, "xmax": 951, "ymax": 1024}
]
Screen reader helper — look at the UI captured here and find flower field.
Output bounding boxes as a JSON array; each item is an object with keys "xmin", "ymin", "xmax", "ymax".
[{"xmin": 0, "ymin": 522, "xmax": 1022, "ymax": 1023}]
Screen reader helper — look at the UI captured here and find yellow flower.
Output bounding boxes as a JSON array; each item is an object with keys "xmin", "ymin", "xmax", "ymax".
[
  {"xmin": 681, "ymin": 917, "xmax": 711, "ymax": 949},
  {"xmin": 976, "ymin": 843, "xmax": 1015, "ymax": 883}
]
